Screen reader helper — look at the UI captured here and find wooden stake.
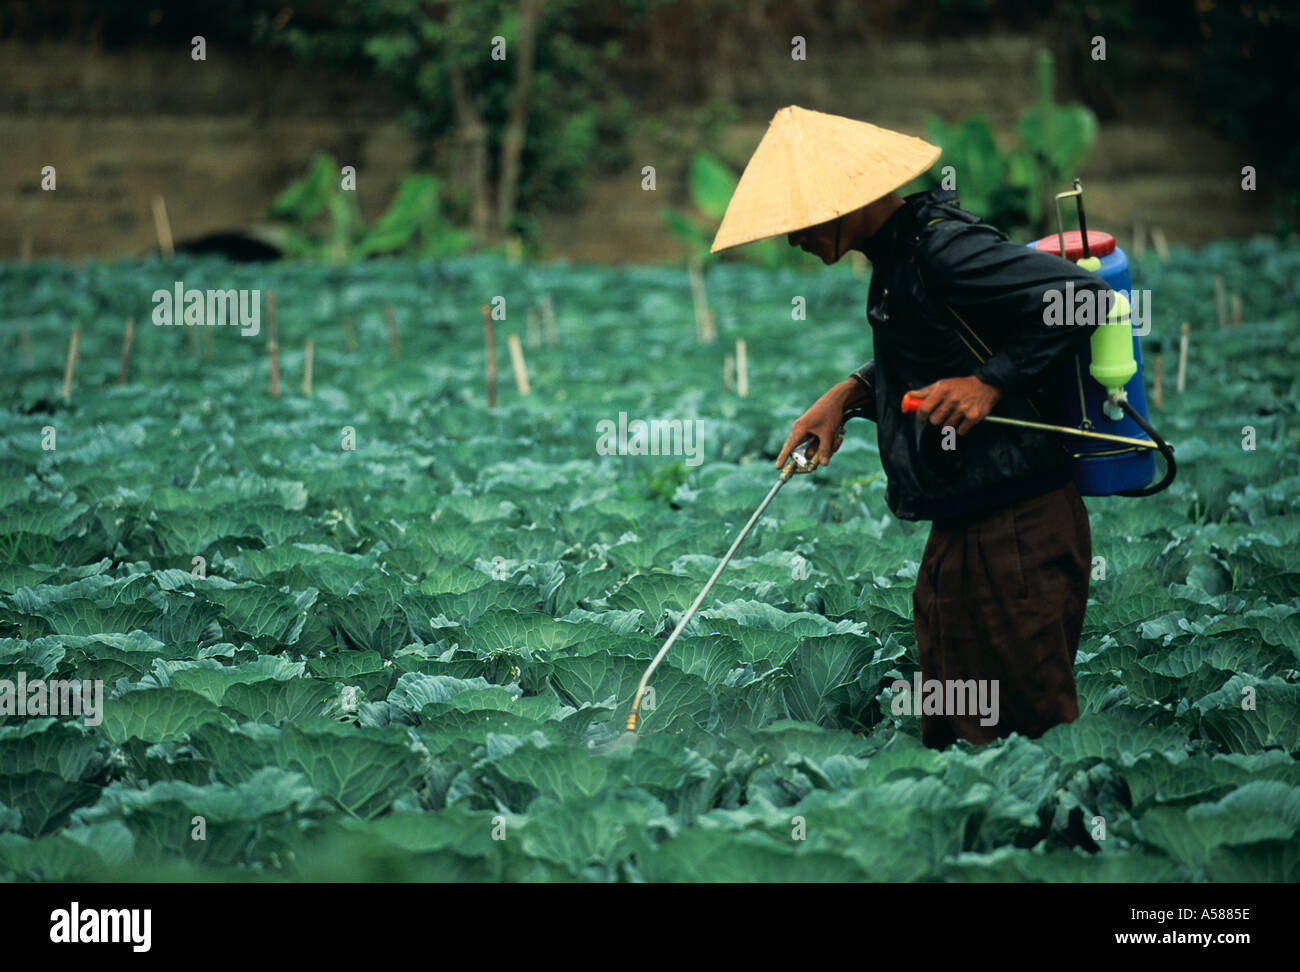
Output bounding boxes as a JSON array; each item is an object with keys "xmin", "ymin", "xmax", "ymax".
[
  {"xmin": 540, "ymin": 296, "xmax": 557, "ymax": 347},
  {"xmin": 736, "ymin": 338, "xmax": 749, "ymax": 398},
  {"xmin": 1151, "ymin": 226, "xmax": 1169, "ymax": 262},
  {"xmin": 342, "ymin": 316, "xmax": 357, "ymax": 352},
  {"xmin": 61, "ymin": 327, "xmax": 80, "ymax": 400},
  {"xmin": 688, "ymin": 259, "xmax": 716, "ymax": 343},
  {"xmin": 1177, "ymin": 322, "xmax": 1189, "ymax": 394},
  {"xmin": 526, "ymin": 308, "xmax": 541, "ymax": 350},
  {"xmin": 1230, "ymin": 292, "xmax": 1242, "ymax": 329},
  {"xmin": 202, "ymin": 322, "xmax": 214, "ymax": 361},
  {"xmin": 723, "ymin": 353, "xmax": 734, "ymax": 393},
  {"xmin": 267, "ymin": 291, "xmax": 281, "ymax": 398},
  {"xmin": 384, "ymin": 303, "xmax": 401, "ymax": 356},
  {"xmin": 152, "ymin": 195, "xmax": 174, "ymax": 260},
  {"xmin": 1152, "ymin": 351, "xmax": 1164, "ymax": 409},
  {"xmin": 188, "ymin": 321, "xmax": 200, "ymax": 356},
  {"xmin": 1213, "ymin": 274, "xmax": 1226, "ymax": 328},
  {"xmin": 481, "ymin": 304, "xmax": 497, "ymax": 409},
  {"xmin": 117, "ymin": 317, "xmax": 135, "ymax": 386},
  {"xmin": 19, "ymin": 232, "xmax": 32, "ymax": 264},
  {"xmin": 507, "ymin": 333, "xmax": 530, "ymax": 395},
  {"xmin": 18, "ymin": 320, "xmax": 32, "ymax": 361},
  {"xmin": 302, "ymin": 339, "xmax": 314, "ymax": 397},
  {"xmin": 1132, "ymin": 223, "xmax": 1145, "ymax": 262}
]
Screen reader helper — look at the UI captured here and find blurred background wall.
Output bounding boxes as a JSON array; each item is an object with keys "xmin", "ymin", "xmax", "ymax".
[{"xmin": 1, "ymin": 0, "xmax": 1290, "ymax": 264}]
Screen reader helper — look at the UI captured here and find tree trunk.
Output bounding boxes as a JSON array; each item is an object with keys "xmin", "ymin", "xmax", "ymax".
[
  {"xmin": 496, "ymin": 0, "xmax": 544, "ymax": 237},
  {"xmin": 450, "ymin": 61, "xmax": 493, "ymax": 241}
]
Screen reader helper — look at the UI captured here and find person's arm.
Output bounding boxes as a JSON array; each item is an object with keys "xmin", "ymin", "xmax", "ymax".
[
  {"xmin": 775, "ymin": 363, "xmax": 876, "ymax": 469},
  {"xmin": 919, "ymin": 225, "xmax": 1111, "ymax": 397},
  {"xmin": 848, "ymin": 360, "xmax": 877, "ymax": 418}
]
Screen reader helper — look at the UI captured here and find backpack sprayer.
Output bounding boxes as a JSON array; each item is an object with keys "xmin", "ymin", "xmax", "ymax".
[
  {"xmin": 900, "ymin": 180, "xmax": 1176, "ymax": 495},
  {"xmin": 591, "ymin": 180, "xmax": 1176, "ymax": 753},
  {"xmin": 1014, "ymin": 179, "xmax": 1176, "ymax": 497}
]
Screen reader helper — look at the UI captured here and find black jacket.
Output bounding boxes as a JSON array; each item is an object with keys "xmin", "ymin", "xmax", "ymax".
[{"xmin": 849, "ymin": 189, "xmax": 1111, "ymax": 523}]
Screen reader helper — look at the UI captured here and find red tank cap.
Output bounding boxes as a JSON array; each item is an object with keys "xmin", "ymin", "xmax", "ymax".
[{"xmin": 1031, "ymin": 230, "xmax": 1116, "ymax": 260}]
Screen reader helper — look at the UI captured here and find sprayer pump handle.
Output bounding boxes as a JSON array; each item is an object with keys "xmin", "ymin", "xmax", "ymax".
[{"xmin": 901, "ymin": 392, "xmax": 924, "ymax": 414}]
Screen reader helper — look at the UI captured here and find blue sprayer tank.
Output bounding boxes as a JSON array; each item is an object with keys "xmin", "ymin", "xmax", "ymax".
[{"xmin": 1028, "ymin": 229, "xmax": 1157, "ymax": 496}]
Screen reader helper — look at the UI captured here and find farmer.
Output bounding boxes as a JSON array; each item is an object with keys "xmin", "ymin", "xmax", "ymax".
[{"xmin": 710, "ymin": 106, "xmax": 1111, "ymax": 748}]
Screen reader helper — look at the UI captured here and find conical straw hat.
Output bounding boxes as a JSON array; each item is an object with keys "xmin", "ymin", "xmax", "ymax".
[{"xmin": 710, "ymin": 106, "xmax": 941, "ymax": 253}]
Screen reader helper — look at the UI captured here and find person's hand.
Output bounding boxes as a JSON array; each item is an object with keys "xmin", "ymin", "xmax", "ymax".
[
  {"xmin": 776, "ymin": 380, "xmax": 856, "ymax": 469},
  {"xmin": 908, "ymin": 376, "xmax": 1003, "ymax": 435}
]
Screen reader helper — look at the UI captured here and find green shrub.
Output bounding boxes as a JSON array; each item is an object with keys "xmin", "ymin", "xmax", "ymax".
[
  {"xmin": 266, "ymin": 154, "xmax": 471, "ymax": 261},
  {"xmin": 912, "ymin": 49, "xmax": 1096, "ymax": 238}
]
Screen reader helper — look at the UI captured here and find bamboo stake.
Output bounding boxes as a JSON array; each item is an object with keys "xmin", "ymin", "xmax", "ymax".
[
  {"xmin": 723, "ymin": 353, "xmax": 734, "ymax": 393},
  {"xmin": 688, "ymin": 261, "xmax": 703, "ymax": 341},
  {"xmin": 507, "ymin": 333, "xmax": 530, "ymax": 395},
  {"xmin": 736, "ymin": 338, "xmax": 749, "ymax": 398},
  {"xmin": 61, "ymin": 327, "xmax": 80, "ymax": 400},
  {"xmin": 540, "ymin": 295, "xmax": 557, "ymax": 347},
  {"xmin": 202, "ymin": 322, "xmax": 214, "ymax": 361},
  {"xmin": 17, "ymin": 236, "xmax": 32, "ymax": 359},
  {"xmin": 342, "ymin": 316, "xmax": 357, "ymax": 352},
  {"xmin": 117, "ymin": 317, "xmax": 135, "ymax": 386},
  {"xmin": 267, "ymin": 291, "xmax": 280, "ymax": 398},
  {"xmin": 1230, "ymin": 292, "xmax": 1242, "ymax": 329},
  {"xmin": 1177, "ymin": 323, "xmax": 1190, "ymax": 394},
  {"xmin": 1214, "ymin": 274, "xmax": 1226, "ymax": 328},
  {"xmin": 1152, "ymin": 350, "xmax": 1164, "ymax": 409},
  {"xmin": 189, "ymin": 321, "xmax": 200, "ymax": 356},
  {"xmin": 302, "ymin": 339, "xmax": 314, "ymax": 397},
  {"xmin": 688, "ymin": 259, "xmax": 716, "ymax": 343},
  {"xmin": 526, "ymin": 307, "xmax": 541, "ymax": 350},
  {"xmin": 1132, "ymin": 223, "xmax": 1145, "ymax": 262},
  {"xmin": 152, "ymin": 195, "xmax": 174, "ymax": 260},
  {"xmin": 481, "ymin": 304, "xmax": 497, "ymax": 409},
  {"xmin": 384, "ymin": 303, "xmax": 400, "ymax": 356},
  {"xmin": 1150, "ymin": 226, "xmax": 1169, "ymax": 262}
]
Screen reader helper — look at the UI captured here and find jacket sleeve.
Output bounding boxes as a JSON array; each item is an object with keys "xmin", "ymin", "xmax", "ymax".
[
  {"xmin": 919, "ymin": 224, "xmax": 1112, "ymax": 396},
  {"xmin": 847, "ymin": 360, "xmax": 878, "ymax": 422}
]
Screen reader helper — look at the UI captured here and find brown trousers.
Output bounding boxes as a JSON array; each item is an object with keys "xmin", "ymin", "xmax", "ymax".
[{"xmin": 912, "ymin": 481, "xmax": 1090, "ymax": 749}]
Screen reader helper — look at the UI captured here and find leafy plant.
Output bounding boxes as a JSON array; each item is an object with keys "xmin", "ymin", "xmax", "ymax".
[
  {"xmin": 1, "ymin": 236, "xmax": 1298, "ymax": 881},
  {"xmin": 258, "ymin": 0, "xmax": 636, "ymax": 243},
  {"xmin": 266, "ymin": 153, "xmax": 471, "ymax": 261},
  {"xmin": 917, "ymin": 115, "xmax": 1037, "ymax": 231},
  {"xmin": 1017, "ymin": 48, "xmax": 1099, "ymax": 225},
  {"xmin": 914, "ymin": 49, "xmax": 1097, "ymax": 238}
]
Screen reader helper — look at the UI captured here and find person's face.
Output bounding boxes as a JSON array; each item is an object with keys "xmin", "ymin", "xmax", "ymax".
[{"xmin": 787, "ymin": 217, "xmax": 842, "ymax": 265}]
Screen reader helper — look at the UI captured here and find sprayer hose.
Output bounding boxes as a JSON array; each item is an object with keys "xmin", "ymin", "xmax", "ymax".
[{"xmin": 1117, "ymin": 400, "xmax": 1177, "ymax": 497}]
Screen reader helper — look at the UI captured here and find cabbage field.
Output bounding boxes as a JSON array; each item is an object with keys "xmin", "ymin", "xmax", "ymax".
[{"xmin": 1, "ymin": 238, "xmax": 1298, "ymax": 882}]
